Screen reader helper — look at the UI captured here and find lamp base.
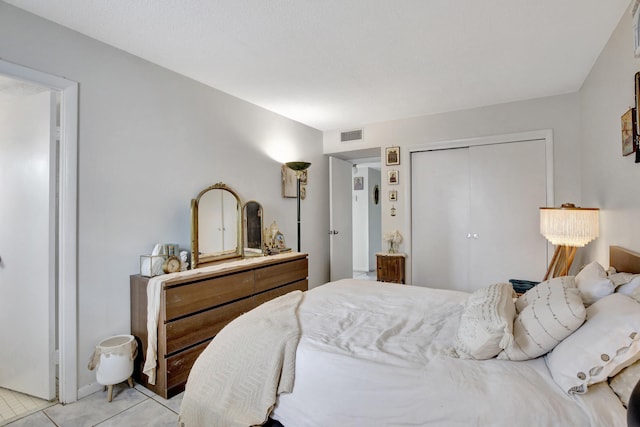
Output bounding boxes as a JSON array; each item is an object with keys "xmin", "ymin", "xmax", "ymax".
[{"xmin": 543, "ymin": 245, "xmax": 577, "ymax": 281}]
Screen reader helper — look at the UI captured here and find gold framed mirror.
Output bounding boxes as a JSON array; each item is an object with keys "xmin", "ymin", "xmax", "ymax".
[
  {"xmin": 191, "ymin": 183, "xmax": 243, "ymax": 268},
  {"xmin": 243, "ymin": 200, "xmax": 264, "ymax": 257}
]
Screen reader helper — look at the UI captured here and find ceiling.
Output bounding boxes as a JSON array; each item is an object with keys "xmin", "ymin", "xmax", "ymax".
[{"xmin": 4, "ymin": 0, "xmax": 631, "ymax": 131}]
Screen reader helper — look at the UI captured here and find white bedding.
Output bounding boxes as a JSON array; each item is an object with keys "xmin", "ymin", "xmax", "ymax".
[{"xmin": 272, "ymin": 279, "xmax": 626, "ymax": 426}]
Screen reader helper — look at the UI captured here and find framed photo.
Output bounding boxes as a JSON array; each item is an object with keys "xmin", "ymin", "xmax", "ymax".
[
  {"xmin": 622, "ymin": 108, "xmax": 637, "ymax": 156},
  {"xmin": 387, "ymin": 170, "xmax": 399, "ymax": 185},
  {"xmin": 389, "ymin": 190, "xmax": 397, "ymax": 201},
  {"xmin": 353, "ymin": 176, "xmax": 364, "ymax": 190},
  {"xmin": 385, "ymin": 146, "xmax": 400, "ymax": 165},
  {"xmin": 274, "ymin": 231, "xmax": 286, "ymax": 249},
  {"xmin": 281, "ymin": 165, "xmax": 308, "ymax": 199}
]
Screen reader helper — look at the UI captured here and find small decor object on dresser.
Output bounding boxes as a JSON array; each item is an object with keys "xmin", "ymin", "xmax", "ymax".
[
  {"xmin": 622, "ymin": 108, "xmax": 637, "ymax": 156},
  {"xmin": 383, "ymin": 230, "xmax": 403, "ymax": 254},
  {"xmin": 162, "ymin": 255, "xmax": 181, "ymax": 274}
]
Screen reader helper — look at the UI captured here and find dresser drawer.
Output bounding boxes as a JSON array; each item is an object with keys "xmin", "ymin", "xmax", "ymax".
[
  {"xmin": 164, "ymin": 271, "xmax": 254, "ymax": 320},
  {"xmin": 166, "ymin": 340, "xmax": 210, "ymax": 396},
  {"xmin": 165, "ymin": 297, "xmax": 254, "ymax": 354},
  {"xmin": 255, "ymin": 258, "xmax": 308, "ymax": 293},
  {"xmin": 254, "ymin": 279, "xmax": 308, "ymax": 307}
]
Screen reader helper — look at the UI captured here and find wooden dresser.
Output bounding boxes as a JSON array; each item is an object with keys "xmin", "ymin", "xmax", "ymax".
[
  {"xmin": 130, "ymin": 252, "xmax": 308, "ymax": 398},
  {"xmin": 376, "ymin": 253, "xmax": 406, "ymax": 284}
]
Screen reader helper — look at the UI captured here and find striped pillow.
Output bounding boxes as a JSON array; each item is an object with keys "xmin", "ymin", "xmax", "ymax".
[{"xmin": 498, "ymin": 277, "xmax": 586, "ymax": 361}]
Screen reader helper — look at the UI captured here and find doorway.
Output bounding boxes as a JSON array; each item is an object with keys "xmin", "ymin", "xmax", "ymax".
[
  {"xmin": 0, "ymin": 60, "xmax": 79, "ymax": 407},
  {"xmin": 0, "ymin": 75, "xmax": 58, "ymax": 422},
  {"xmin": 351, "ymin": 158, "xmax": 381, "ymax": 280},
  {"xmin": 328, "ymin": 148, "xmax": 382, "ymax": 281}
]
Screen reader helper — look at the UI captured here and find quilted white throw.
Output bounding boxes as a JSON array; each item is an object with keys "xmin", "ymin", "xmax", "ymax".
[{"xmin": 178, "ymin": 290, "xmax": 303, "ymax": 427}]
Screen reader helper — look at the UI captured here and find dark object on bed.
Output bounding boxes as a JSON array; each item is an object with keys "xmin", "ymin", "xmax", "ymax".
[
  {"xmin": 629, "ymin": 379, "xmax": 640, "ymax": 427},
  {"xmin": 509, "ymin": 279, "xmax": 540, "ymax": 295},
  {"xmin": 264, "ymin": 418, "xmax": 284, "ymax": 427}
]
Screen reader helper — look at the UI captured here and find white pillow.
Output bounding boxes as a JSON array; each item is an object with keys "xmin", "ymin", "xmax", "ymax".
[
  {"xmin": 616, "ymin": 276, "xmax": 640, "ymax": 296},
  {"xmin": 453, "ymin": 283, "xmax": 516, "ymax": 360},
  {"xmin": 546, "ymin": 293, "xmax": 640, "ymax": 394},
  {"xmin": 610, "ymin": 360, "xmax": 640, "ymax": 407},
  {"xmin": 498, "ymin": 277, "xmax": 585, "ymax": 361},
  {"xmin": 575, "ymin": 261, "xmax": 614, "ymax": 305}
]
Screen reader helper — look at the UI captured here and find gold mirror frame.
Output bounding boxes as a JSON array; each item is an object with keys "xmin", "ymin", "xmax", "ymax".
[
  {"xmin": 243, "ymin": 200, "xmax": 264, "ymax": 257},
  {"xmin": 191, "ymin": 183, "xmax": 243, "ymax": 268}
]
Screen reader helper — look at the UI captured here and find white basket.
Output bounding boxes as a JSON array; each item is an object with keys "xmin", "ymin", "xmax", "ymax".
[{"xmin": 93, "ymin": 335, "xmax": 137, "ymax": 386}]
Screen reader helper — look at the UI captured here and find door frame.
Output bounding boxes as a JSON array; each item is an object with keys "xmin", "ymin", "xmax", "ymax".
[
  {"xmin": 407, "ymin": 129, "xmax": 554, "ymax": 285},
  {"xmin": 0, "ymin": 59, "xmax": 79, "ymax": 403}
]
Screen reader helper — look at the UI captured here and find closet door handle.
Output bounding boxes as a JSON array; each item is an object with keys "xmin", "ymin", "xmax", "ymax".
[
  {"xmin": 466, "ymin": 233, "xmax": 472, "ymax": 239},
  {"xmin": 472, "ymin": 233, "xmax": 479, "ymax": 239}
]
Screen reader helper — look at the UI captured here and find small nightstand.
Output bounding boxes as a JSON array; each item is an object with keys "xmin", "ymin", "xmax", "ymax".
[{"xmin": 376, "ymin": 253, "xmax": 406, "ymax": 284}]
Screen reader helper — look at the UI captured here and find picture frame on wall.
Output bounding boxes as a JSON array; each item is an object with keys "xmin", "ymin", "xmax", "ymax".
[
  {"xmin": 389, "ymin": 190, "xmax": 397, "ymax": 201},
  {"xmin": 385, "ymin": 146, "xmax": 400, "ymax": 165},
  {"xmin": 387, "ymin": 170, "xmax": 399, "ymax": 185},
  {"xmin": 621, "ymin": 108, "xmax": 637, "ymax": 156},
  {"xmin": 353, "ymin": 176, "xmax": 364, "ymax": 190},
  {"xmin": 281, "ymin": 165, "xmax": 308, "ymax": 199}
]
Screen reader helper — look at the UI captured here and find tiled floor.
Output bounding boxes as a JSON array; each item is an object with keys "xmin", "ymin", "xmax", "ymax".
[
  {"xmin": 353, "ymin": 270, "xmax": 376, "ymax": 280},
  {"xmin": 3, "ymin": 383, "xmax": 181, "ymax": 427},
  {"xmin": 0, "ymin": 388, "xmax": 56, "ymax": 425}
]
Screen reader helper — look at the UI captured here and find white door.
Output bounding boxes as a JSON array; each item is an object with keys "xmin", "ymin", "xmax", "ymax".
[
  {"xmin": 411, "ymin": 148, "xmax": 471, "ymax": 290},
  {"xmin": 329, "ymin": 156, "xmax": 353, "ymax": 281},
  {"xmin": 0, "ymin": 90, "xmax": 57, "ymax": 400},
  {"xmin": 468, "ymin": 140, "xmax": 548, "ymax": 289}
]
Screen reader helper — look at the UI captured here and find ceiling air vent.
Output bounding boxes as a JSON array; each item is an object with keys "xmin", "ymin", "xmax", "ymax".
[{"xmin": 340, "ymin": 129, "xmax": 363, "ymax": 143}]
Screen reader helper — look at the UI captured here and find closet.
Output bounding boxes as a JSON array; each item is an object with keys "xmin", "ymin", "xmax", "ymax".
[{"xmin": 411, "ymin": 138, "xmax": 550, "ymax": 292}]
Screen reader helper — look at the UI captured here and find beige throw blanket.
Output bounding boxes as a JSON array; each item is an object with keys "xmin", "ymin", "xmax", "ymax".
[{"xmin": 178, "ymin": 290, "xmax": 303, "ymax": 427}]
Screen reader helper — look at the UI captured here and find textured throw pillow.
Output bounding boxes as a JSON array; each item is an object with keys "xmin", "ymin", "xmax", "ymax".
[
  {"xmin": 616, "ymin": 275, "xmax": 640, "ymax": 296},
  {"xmin": 453, "ymin": 283, "xmax": 516, "ymax": 360},
  {"xmin": 610, "ymin": 360, "xmax": 640, "ymax": 407},
  {"xmin": 515, "ymin": 276, "xmax": 571, "ymax": 313},
  {"xmin": 546, "ymin": 293, "xmax": 640, "ymax": 394},
  {"xmin": 499, "ymin": 276, "xmax": 585, "ymax": 361},
  {"xmin": 575, "ymin": 261, "xmax": 614, "ymax": 306}
]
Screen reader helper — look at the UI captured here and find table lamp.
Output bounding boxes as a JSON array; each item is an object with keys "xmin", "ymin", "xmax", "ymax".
[
  {"xmin": 540, "ymin": 203, "xmax": 599, "ymax": 280},
  {"xmin": 285, "ymin": 161, "xmax": 311, "ymax": 252}
]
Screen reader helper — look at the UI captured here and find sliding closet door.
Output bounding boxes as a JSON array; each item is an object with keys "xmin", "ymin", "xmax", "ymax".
[
  {"xmin": 468, "ymin": 140, "xmax": 547, "ymax": 289},
  {"xmin": 411, "ymin": 138, "xmax": 549, "ymax": 292},
  {"xmin": 411, "ymin": 148, "xmax": 470, "ymax": 290}
]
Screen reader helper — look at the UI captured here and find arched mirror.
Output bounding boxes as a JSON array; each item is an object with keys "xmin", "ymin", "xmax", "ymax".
[
  {"xmin": 243, "ymin": 200, "xmax": 264, "ymax": 257},
  {"xmin": 191, "ymin": 183, "xmax": 243, "ymax": 268}
]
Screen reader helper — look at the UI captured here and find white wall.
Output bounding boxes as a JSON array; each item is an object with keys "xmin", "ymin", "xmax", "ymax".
[
  {"xmin": 580, "ymin": 4, "xmax": 640, "ymax": 264},
  {"xmin": 325, "ymin": 94, "xmax": 581, "ymax": 284},
  {"xmin": 0, "ymin": 2, "xmax": 328, "ymax": 395}
]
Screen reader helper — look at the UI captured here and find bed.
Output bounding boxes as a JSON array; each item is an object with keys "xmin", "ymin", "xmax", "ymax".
[{"xmin": 178, "ymin": 246, "xmax": 640, "ymax": 426}]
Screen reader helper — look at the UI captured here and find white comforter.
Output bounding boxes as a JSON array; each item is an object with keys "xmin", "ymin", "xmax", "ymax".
[{"xmin": 272, "ymin": 279, "xmax": 626, "ymax": 426}]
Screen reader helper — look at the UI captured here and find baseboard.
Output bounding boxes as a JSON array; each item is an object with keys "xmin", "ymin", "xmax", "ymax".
[{"xmin": 77, "ymin": 382, "xmax": 103, "ymax": 400}]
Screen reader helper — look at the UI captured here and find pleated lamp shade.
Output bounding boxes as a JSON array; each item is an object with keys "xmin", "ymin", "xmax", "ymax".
[{"xmin": 539, "ymin": 203, "xmax": 599, "ymax": 247}]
